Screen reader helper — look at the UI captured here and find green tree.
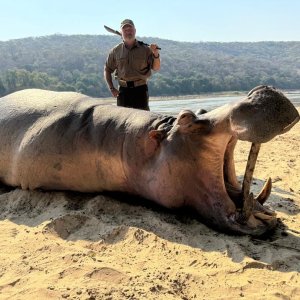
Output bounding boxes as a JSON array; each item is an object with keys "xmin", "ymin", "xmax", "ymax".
[{"xmin": 0, "ymin": 77, "xmax": 6, "ymax": 96}]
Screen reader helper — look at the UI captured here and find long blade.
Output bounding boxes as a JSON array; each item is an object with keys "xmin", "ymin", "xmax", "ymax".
[
  {"xmin": 104, "ymin": 25, "xmax": 161, "ymax": 50},
  {"xmin": 104, "ymin": 25, "xmax": 122, "ymax": 37}
]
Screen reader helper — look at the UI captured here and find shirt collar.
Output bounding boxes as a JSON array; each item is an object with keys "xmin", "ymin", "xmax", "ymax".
[{"xmin": 123, "ymin": 39, "xmax": 139, "ymax": 49}]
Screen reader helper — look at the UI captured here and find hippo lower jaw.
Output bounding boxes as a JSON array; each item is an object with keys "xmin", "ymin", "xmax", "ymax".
[{"xmin": 221, "ymin": 137, "xmax": 277, "ymax": 236}]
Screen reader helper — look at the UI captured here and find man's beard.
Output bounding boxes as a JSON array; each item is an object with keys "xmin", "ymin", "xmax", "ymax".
[{"xmin": 124, "ymin": 34, "xmax": 135, "ymax": 42}]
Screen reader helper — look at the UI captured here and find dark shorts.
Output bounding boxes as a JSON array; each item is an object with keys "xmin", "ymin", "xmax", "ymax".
[{"xmin": 117, "ymin": 85, "xmax": 149, "ymax": 111}]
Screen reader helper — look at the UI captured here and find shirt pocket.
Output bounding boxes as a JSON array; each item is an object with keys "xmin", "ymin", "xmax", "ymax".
[
  {"xmin": 132, "ymin": 56, "xmax": 149, "ymax": 72},
  {"xmin": 116, "ymin": 57, "xmax": 127, "ymax": 69}
]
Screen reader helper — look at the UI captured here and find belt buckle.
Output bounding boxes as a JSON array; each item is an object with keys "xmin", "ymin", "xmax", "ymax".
[{"xmin": 127, "ymin": 81, "xmax": 135, "ymax": 88}]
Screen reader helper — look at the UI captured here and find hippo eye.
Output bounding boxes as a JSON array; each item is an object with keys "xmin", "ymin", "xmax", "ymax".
[
  {"xmin": 177, "ymin": 111, "xmax": 197, "ymax": 126},
  {"xmin": 179, "ymin": 117, "xmax": 192, "ymax": 126}
]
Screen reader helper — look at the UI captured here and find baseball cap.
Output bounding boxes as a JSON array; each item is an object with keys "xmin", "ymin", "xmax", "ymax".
[{"xmin": 120, "ymin": 19, "xmax": 135, "ymax": 28}]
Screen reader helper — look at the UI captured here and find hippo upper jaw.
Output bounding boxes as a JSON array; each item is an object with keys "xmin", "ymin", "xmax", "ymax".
[{"xmin": 229, "ymin": 85, "xmax": 300, "ymax": 143}]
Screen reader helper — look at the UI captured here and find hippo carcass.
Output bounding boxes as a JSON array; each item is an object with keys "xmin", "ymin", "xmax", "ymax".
[{"xmin": 0, "ymin": 86, "xmax": 298, "ymax": 235}]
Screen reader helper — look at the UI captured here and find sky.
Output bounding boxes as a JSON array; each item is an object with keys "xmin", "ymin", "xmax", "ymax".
[{"xmin": 0, "ymin": 0, "xmax": 300, "ymax": 42}]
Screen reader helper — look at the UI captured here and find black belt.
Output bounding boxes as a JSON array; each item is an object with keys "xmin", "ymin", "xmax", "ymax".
[
  {"xmin": 125, "ymin": 81, "xmax": 135, "ymax": 88},
  {"xmin": 118, "ymin": 79, "xmax": 147, "ymax": 88}
]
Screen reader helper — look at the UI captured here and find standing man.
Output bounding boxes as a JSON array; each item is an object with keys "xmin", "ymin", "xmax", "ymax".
[{"xmin": 104, "ymin": 19, "xmax": 160, "ymax": 110}]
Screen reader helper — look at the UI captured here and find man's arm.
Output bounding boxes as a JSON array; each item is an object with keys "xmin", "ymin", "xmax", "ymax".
[
  {"xmin": 104, "ymin": 66, "xmax": 119, "ymax": 97},
  {"xmin": 149, "ymin": 44, "xmax": 160, "ymax": 71}
]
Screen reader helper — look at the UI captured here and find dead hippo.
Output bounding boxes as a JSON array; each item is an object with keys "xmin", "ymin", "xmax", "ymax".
[{"xmin": 0, "ymin": 86, "xmax": 298, "ymax": 235}]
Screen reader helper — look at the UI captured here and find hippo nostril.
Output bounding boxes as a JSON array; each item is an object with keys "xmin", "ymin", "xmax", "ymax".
[{"xmin": 247, "ymin": 85, "xmax": 268, "ymax": 96}]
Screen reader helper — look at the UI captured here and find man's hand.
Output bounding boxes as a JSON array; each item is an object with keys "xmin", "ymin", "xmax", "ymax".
[
  {"xmin": 149, "ymin": 44, "xmax": 160, "ymax": 57},
  {"xmin": 150, "ymin": 44, "xmax": 160, "ymax": 71},
  {"xmin": 110, "ymin": 87, "xmax": 119, "ymax": 98}
]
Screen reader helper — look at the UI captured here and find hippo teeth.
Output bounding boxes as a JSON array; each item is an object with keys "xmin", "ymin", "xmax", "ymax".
[
  {"xmin": 240, "ymin": 142, "xmax": 261, "ymax": 220},
  {"xmin": 254, "ymin": 177, "xmax": 272, "ymax": 204},
  {"xmin": 234, "ymin": 143, "xmax": 275, "ymax": 225}
]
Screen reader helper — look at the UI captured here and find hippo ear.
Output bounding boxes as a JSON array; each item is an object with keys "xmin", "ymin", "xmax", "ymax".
[
  {"xmin": 176, "ymin": 110, "xmax": 211, "ymax": 134},
  {"xmin": 177, "ymin": 110, "xmax": 197, "ymax": 126},
  {"xmin": 195, "ymin": 108, "xmax": 208, "ymax": 116},
  {"xmin": 145, "ymin": 129, "xmax": 167, "ymax": 157},
  {"xmin": 149, "ymin": 129, "xmax": 166, "ymax": 143}
]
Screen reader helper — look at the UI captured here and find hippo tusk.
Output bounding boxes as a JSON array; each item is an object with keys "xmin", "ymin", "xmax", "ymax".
[
  {"xmin": 240, "ymin": 143, "xmax": 261, "ymax": 221},
  {"xmin": 255, "ymin": 177, "xmax": 272, "ymax": 204}
]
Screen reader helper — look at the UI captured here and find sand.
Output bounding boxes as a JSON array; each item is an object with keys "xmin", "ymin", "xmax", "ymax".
[{"xmin": 0, "ymin": 109, "xmax": 299, "ymax": 300}]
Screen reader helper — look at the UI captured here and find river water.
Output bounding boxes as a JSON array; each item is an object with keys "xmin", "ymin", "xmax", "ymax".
[{"xmin": 149, "ymin": 91, "xmax": 300, "ymax": 115}]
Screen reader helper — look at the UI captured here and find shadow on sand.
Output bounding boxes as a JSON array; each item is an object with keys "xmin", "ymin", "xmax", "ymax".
[{"xmin": 0, "ymin": 181, "xmax": 299, "ymax": 273}]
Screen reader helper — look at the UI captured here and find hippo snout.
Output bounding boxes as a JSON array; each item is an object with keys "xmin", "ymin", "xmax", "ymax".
[{"xmin": 230, "ymin": 85, "xmax": 299, "ymax": 143}]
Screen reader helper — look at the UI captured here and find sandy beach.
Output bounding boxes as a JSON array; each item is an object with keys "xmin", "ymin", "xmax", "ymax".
[{"xmin": 0, "ymin": 108, "xmax": 299, "ymax": 300}]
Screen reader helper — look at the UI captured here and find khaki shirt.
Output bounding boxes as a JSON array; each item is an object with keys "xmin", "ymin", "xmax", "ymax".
[{"xmin": 105, "ymin": 40, "xmax": 154, "ymax": 81}]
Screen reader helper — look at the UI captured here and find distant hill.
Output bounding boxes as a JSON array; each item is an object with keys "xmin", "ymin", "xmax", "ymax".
[{"xmin": 0, "ymin": 34, "xmax": 300, "ymax": 97}]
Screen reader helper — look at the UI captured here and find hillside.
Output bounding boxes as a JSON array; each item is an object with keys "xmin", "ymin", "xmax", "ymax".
[{"xmin": 0, "ymin": 34, "xmax": 300, "ymax": 97}]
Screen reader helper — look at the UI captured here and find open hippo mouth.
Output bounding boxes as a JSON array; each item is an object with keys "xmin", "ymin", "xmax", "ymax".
[
  {"xmin": 224, "ymin": 136, "xmax": 276, "ymax": 230},
  {"xmin": 194, "ymin": 85, "xmax": 300, "ymax": 235}
]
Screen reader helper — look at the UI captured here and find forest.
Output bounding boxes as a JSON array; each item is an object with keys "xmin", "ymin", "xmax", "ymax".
[{"xmin": 0, "ymin": 34, "xmax": 300, "ymax": 97}]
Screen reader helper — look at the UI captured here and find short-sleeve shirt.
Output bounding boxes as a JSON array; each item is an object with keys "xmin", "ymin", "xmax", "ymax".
[{"xmin": 105, "ymin": 40, "xmax": 154, "ymax": 81}]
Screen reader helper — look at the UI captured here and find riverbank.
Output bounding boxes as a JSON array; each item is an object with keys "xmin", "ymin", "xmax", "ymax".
[
  {"xmin": 99, "ymin": 89, "xmax": 300, "ymax": 102},
  {"xmin": 150, "ymin": 90, "xmax": 247, "ymax": 101},
  {"xmin": 98, "ymin": 91, "xmax": 247, "ymax": 103}
]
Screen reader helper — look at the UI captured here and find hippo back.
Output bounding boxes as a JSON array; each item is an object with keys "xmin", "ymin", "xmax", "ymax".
[{"xmin": 0, "ymin": 89, "xmax": 162, "ymax": 191}]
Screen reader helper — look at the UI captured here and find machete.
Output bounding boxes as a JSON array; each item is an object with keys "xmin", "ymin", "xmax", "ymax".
[{"xmin": 104, "ymin": 25, "xmax": 161, "ymax": 50}]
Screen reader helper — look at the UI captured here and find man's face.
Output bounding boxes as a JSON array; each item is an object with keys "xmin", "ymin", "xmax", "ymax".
[{"xmin": 121, "ymin": 25, "xmax": 136, "ymax": 43}]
